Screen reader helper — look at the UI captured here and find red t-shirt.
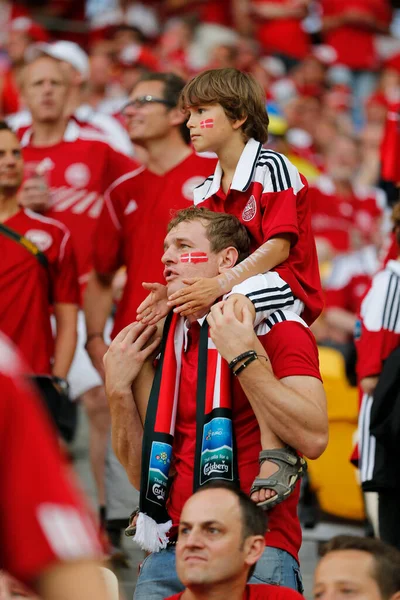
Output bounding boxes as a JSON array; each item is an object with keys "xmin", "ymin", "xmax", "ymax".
[
  {"xmin": 0, "ymin": 332, "xmax": 102, "ymax": 585},
  {"xmin": 167, "ymin": 319, "xmax": 322, "ymax": 563},
  {"xmin": 19, "ymin": 119, "xmax": 136, "ymax": 297},
  {"xmin": 94, "ymin": 151, "xmax": 217, "ymax": 337},
  {"xmin": 309, "ymin": 176, "xmax": 385, "ymax": 252},
  {"xmin": 321, "ymin": 0, "xmax": 392, "ymax": 70},
  {"xmin": 194, "ymin": 139, "xmax": 323, "ymax": 326},
  {"xmin": 253, "ymin": 0, "xmax": 311, "ymax": 60},
  {"xmin": 0, "ymin": 208, "xmax": 79, "ymax": 374},
  {"xmin": 167, "ymin": 583, "xmax": 304, "ymax": 599}
]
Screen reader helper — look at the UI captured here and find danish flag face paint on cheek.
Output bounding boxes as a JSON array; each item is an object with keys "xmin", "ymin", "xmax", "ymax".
[
  {"xmin": 180, "ymin": 252, "xmax": 209, "ymax": 264},
  {"xmin": 200, "ymin": 119, "xmax": 214, "ymax": 129}
]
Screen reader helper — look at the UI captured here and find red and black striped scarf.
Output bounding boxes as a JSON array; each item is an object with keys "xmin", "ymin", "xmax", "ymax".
[{"xmin": 134, "ymin": 312, "xmax": 239, "ymax": 552}]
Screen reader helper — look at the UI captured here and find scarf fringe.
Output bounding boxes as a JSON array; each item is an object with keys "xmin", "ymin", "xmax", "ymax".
[{"xmin": 133, "ymin": 512, "xmax": 172, "ymax": 553}]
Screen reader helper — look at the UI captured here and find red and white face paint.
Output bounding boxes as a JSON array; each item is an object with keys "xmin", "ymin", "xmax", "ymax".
[
  {"xmin": 200, "ymin": 119, "xmax": 214, "ymax": 129},
  {"xmin": 180, "ymin": 252, "xmax": 209, "ymax": 264}
]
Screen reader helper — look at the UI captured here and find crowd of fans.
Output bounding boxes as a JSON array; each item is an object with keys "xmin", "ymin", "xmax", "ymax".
[{"xmin": 1, "ymin": 0, "xmax": 400, "ymax": 597}]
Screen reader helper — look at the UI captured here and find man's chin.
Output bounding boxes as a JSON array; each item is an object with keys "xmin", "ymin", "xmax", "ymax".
[{"xmin": 166, "ymin": 280, "xmax": 184, "ymax": 297}]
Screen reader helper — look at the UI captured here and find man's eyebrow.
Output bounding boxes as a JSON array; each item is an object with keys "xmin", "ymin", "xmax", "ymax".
[
  {"xmin": 179, "ymin": 520, "xmax": 222, "ymax": 528},
  {"xmin": 163, "ymin": 236, "xmax": 192, "ymax": 250}
]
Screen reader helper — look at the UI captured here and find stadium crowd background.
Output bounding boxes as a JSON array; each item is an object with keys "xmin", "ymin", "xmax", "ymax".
[{"xmin": 1, "ymin": 0, "xmax": 400, "ymax": 596}]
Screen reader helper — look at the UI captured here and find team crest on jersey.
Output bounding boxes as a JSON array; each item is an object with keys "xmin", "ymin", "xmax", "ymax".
[
  {"xmin": 65, "ymin": 163, "xmax": 91, "ymax": 189},
  {"xmin": 24, "ymin": 229, "xmax": 53, "ymax": 251},
  {"xmin": 182, "ymin": 177, "xmax": 206, "ymax": 201},
  {"xmin": 242, "ymin": 195, "xmax": 257, "ymax": 222}
]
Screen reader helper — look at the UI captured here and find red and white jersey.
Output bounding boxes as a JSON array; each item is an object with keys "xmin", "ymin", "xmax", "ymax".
[
  {"xmin": 356, "ymin": 259, "xmax": 400, "ymax": 381},
  {"xmin": 0, "ymin": 208, "xmax": 79, "ymax": 375},
  {"xmin": 19, "ymin": 119, "xmax": 137, "ymax": 296},
  {"xmin": 309, "ymin": 175, "xmax": 386, "ymax": 253},
  {"xmin": 94, "ymin": 151, "xmax": 217, "ymax": 337},
  {"xmin": 193, "ymin": 138, "xmax": 323, "ymax": 325},
  {"xmin": 0, "ymin": 333, "xmax": 102, "ymax": 585},
  {"xmin": 324, "ymin": 245, "xmax": 378, "ymax": 315}
]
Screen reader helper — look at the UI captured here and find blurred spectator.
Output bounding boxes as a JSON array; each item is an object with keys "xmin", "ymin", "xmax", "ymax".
[
  {"xmin": 355, "ymin": 202, "xmax": 400, "ymax": 548},
  {"xmin": 245, "ymin": 0, "xmax": 312, "ymax": 71},
  {"xmin": 0, "ymin": 121, "xmax": 79, "ymax": 434},
  {"xmin": 0, "ymin": 331, "xmax": 109, "ymax": 600},
  {"xmin": 321, "ymin": 0, "xmax": 392, "ymax": 126},
  {"xmin": 17, "ymin": 52, "xmax": 138, "ymax": 559},
  {"xmin": 84, "ymin": 71, "xmax": 217, "ymax": 366},
  {"xmin": 10, "ymin": 40, "xmax": 134, "ymax": 156},
  {"xmin": 89, "ymin": 1, "xmax": 160, "ymax": 42},
  {"xmin": 357, "ymin": 121, "xmax": 384, "ymax": 188},
  {"xmin": 314, "ymin": 535, "xmax": 400, "ymax": 600},
  {"xmin": 309, "ymin": 134, "xmax": 385, "ymax": 261},
  {"xmin": 0, "ymin": 17, "xmax": 48, "ymax": 116},
  {"xmin": 0, "ymin": 0, "xmax": 29, "ymax": 47}
]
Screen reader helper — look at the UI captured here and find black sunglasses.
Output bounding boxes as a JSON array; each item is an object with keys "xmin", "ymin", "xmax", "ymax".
[{"xmin": 121, "ymin": 95, "xmax": 176, "ymax": 114}]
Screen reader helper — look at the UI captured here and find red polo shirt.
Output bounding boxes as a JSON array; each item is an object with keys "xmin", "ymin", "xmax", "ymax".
[
  {"xmin": 0, "ymin": 208, "xmax": 79, "ymax": 374},
  {"xmin": 167, "ymin": 317, "xmax": 322, "ymax": 563},
  {"xmin": 167, "ymin": 583, "xmax": 304, "ymax": 599},
  {"xmin": 194, "ymin": 139, "xmax": 323, "ymax": 326}
]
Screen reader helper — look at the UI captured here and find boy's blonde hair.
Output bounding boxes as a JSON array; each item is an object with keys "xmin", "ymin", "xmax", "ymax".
[{"xmin": 180, "ymin": 68, "xmax": 269, "ymax": 144}]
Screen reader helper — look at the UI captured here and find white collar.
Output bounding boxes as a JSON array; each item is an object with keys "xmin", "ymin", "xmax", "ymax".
[
  {"xmin": 20, "ymin": 119, "xmax": 82, "ymax": 148},
  {"xmin": 387, "ymin": 259, "xmax": 400, "ymax": 277},
  {"xmin": 196, "ymin": 138, "xmax": 262, "ymax": 201}
]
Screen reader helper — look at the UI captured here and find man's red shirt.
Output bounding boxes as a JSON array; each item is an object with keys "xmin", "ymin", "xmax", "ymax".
[
  {"xmin": 0, "ymin": 208, "xmax": 79, "ymax": 374},
  {"xmin": 167, "ymin": 319, "xmax": 322, "ymax": 563},
  {"xmin": 94, "ymin": 151, "xmax": 217, "ymax": 338},
  {"xmin": 321, "ymin": 0, "xmax": 392, "ymax": 70},
  {"xmin": 167, "ymin": 583, "xmax": 304, "ymax": 599},
  {"xmin": 19, "ymin": 119, "xmax": 136, "ymax": 298},
  {"xmin": 194, "ymin": 139, "xmax": 323, "ymax": 326},
  {"xmin": 0, "ymin": 333, "xmax": 102, "ymax": 585},
  {"xmin": 253, "ymin": 0, "xmax": 311, "ymax": 60}
]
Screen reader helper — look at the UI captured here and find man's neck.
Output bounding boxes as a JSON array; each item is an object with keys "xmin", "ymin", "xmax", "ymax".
[
  {"xmin": 143, "ymin": 133, "xmax": 192, "ymax": 176},
  {"xmin": 64, "ymin": 87, "xmax": 82, "ymax": 118},
  {"xmin": 333, "ymin": 179, "xmax": 353, "ymax": 197},
  {"xmin": 0, "ymin": 191, "xmax": 19, "ymax": 223},
  {"xmin": 31, "ymin": 119, "xmax": 69, "ymax": 147},
  {"xmin": 181, "ymin": 579, "xmax": 247, "ymax": 600},
  {"xmin": 218, "ymin": 136, "xmax": 246, "ymax": 194}
]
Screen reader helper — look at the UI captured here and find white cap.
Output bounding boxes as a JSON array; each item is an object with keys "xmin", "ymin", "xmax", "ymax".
[{"xmin": 26, "ymin": 41, "xmax": 90, "ymax": 79}]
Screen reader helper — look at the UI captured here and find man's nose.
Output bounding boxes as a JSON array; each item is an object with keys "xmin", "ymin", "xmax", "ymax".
[
  {"xmin": 161, "ymin": 246, "xmax": 176, "ymax": 264},
  {"xmin": 184, "ymin": 528, "xmax": 204, "ymax": 548}
]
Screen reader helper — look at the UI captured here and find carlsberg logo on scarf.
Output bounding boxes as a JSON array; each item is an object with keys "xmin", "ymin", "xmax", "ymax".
[{"xmin": 134, "ymin": 312, "xmax": 239, "ymax": 553}]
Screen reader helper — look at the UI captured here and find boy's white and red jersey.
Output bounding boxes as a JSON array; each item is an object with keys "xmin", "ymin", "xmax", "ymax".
[
  {"xmin": 18, "ymin": 119, "xmax": 137, "ymax": 296},
  {"xmin": 193, "ymin": 138, "xmax": 323, "ymax": 325},
  {"xmin": 0, "ymin": 333, "xmax": 102, "ymax": 585},
  {"xmin": 356, "ymin": 259, "xmax": 400, "ymax": 381},
  {"xmin": 93, "ymin": 151, "xmax": 217, "ymax": 337},
  {"xmin": 0, "ymin": 208, "xmax": 79, "ymax": 375}
]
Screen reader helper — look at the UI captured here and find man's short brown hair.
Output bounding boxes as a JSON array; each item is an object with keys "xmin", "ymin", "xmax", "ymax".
[
  {"xmin": 180, "ymin": 68, "xmax": 269, "ymax": 144},
  {"xmin": 167, "ymin": 206, "xmax": 250, "ymax": 264},
  {"xmin": 320, "ymin": 535, "xmax": 400, "ymax": 599}
]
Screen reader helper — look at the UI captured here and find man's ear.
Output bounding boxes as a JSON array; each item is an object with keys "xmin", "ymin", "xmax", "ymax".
[
  {"xmin": 169, "ymin": 107, "xmax": 187, "ymax": 128},
  {"xmin": 218, "ymin": 246, "xmax": 239, "ymax": 272},
  {"xmin": 243, "ymin": 535, "xmax": 265, "ymax": 568}
]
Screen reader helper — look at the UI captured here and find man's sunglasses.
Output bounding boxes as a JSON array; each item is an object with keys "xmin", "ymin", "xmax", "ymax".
[{"xmin": 121, "ymin": 95, "xmax": 176, "ymax": 114}]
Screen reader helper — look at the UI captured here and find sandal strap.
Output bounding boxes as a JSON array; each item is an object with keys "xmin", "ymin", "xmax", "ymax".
[{"xmin": 258, "ymin": 447, "xmax": 299, "ymax": 467}]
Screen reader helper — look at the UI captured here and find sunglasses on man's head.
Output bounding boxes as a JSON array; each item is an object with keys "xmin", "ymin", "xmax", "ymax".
[{"xmin": 121, "ymin": 95, "xmax": 176, "ymax": 114}]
